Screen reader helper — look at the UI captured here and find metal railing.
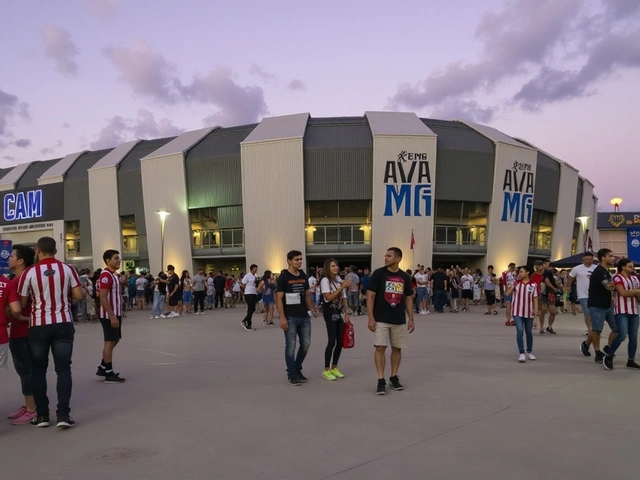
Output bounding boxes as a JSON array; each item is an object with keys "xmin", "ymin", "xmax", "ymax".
[
  {"xmin": 530, "ymin": 231, "xmax": 552, "ymax": 250},
  {"xmin": 307, "ymin": 224, "xmax": 369, "ymax": 245},
  {"xmin": 192, "ymin": 228, "xmax": 244, "ymax": 249},
  {"xmin": 123, "ymin": 235, "xmax": 139, "ymax": 254},
  {"xmin": 434, "ymin": 225, "xmax": 486, "ymax": 246}
]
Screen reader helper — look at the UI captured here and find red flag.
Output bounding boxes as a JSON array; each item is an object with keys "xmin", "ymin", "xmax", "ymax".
[{"xmin": 410, "ymin": 229, "xmax": 415, "ymax": 250}]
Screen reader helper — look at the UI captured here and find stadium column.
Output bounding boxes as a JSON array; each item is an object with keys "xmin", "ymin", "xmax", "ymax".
[
  {"xmin": 140, "ymin": 129, "xmax": 214, "ymax": 275},
  {"xmin": 241, "ymin": 113, "xmax": 309, "ymax": 273},
  {"xmin": 366, "ymin": 111, "xmax": 437, "ymax": 271},
  {"xmin": 577, "ymin": 179, "xmax": 596, "ymax": 251},
  {"xmin": 463, "ymin": 122, "xmax": 538, "ymax": 270},
  {"xmin": 88, "ymin": 141, "xmax": 139, "ymax": 268},
  {"xmin": 551, "ymin": 162, "xmax": 580, "ymax": 259}
]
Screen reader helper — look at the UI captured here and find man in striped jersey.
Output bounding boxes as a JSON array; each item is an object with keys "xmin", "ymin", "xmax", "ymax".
[
  {"xmin": 18, "ymin": 237, "xmax": 83, "ymax": 429},
  {"xmin": 505, "ymin": 265, "xmax": 539, "ymax": 363},
  {"xmin": 97, "ymin": 250, "xmax": 126, "ymax": 383},
  {"xmin": 603, "ymin": 258, "xmax": 640, "ymax": 371}
]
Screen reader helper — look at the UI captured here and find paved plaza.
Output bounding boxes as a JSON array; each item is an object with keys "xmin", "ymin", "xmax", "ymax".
[{"xmin": 2, "ymin": 306, "xmax": 640, "ymax": 480}]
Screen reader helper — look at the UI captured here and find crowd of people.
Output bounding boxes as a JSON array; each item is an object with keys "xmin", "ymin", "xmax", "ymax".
[{"xmin": 2, "ymin": 236, "xmax": 639, "ymax": 429}]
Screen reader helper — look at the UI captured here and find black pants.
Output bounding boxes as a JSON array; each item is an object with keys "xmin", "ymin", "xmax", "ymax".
[
  {"xmin": 323, "ymin": 309, "xmax": 345, "ymax": 368},
  {"xmin": 215, "ymin": 289, "xmax": 225, "ymax": 308},
  {"xmin": 10, "ymin": 337, "xmax": 32, "ymax": 396},
  {"xmin": 193, "ymin": 291, "xmax": 205, "ymax": 313},
  {"xmin": 29, "ymin": 323, "xmax": 75, "ymax": 418},
  {"xmin": 243, "ymin": 294, "xmax": 257, "ymax": 326}
]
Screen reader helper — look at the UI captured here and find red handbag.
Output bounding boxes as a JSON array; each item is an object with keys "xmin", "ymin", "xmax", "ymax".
[{"xmin": 343, "ymin": 320, "xmax": 355, "ymax": 349}]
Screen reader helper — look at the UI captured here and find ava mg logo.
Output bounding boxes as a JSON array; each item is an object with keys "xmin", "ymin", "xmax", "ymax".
[
  {"xmin": 501, "ymin": 161, "xmax": 534, "ymax": 224},
  {"xmin": 383, "ymin": 151, "xmax": 432, "ymax": 217}
]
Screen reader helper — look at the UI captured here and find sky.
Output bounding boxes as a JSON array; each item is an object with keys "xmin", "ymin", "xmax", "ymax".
[{"xmin": 1, "ymin": 0, "xmax": 639, "ymax": 210}]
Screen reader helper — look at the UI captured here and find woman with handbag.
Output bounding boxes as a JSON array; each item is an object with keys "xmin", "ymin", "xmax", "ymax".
[{"xmin": 320, "ymin": 258, "xmax": 351, "ymax": 381}]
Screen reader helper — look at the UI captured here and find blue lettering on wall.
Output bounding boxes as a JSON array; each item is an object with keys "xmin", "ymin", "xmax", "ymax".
[
  {"xmin": 501, "ymin": 192, "xmax": 533, "ymax": 223},
  {"xmin": 4, "ymin": 190, "xmax": 43, "ymax": 222},
  {"xmin": 383, "ymin": 156, "xmax": 432, "ymax": 217}
]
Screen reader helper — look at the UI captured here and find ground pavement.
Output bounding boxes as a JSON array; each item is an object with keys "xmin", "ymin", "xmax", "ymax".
[{"xmin": 1, "ymin": 306, "xmax": 639, "ymax": 480}]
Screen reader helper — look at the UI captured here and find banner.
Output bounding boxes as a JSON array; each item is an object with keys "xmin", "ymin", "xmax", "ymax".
[
  {"xmin": 0, "ymin": 239, "xmax": 12, "ymax": 276},
  {"xmin": 627, "ymin": 228, "xmax": 640, "ymax": 263}
]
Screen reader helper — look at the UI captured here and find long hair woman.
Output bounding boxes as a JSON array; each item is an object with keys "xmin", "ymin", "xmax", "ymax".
[
  {"xmin": 320, "ymin": 258, "xmax": 351, "ymax": 381},
  {"xmin": 258, "ymin": 270, "xmax": 276, "ymax": 326},
  {"xmin": 181, "ymin": 270, "xmax": 192, "ymax": 314}
]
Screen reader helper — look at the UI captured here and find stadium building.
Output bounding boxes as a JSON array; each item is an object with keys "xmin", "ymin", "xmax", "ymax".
[{"xmin": 0, "ymin": 111, "xmax": 598, "ymax": 274}]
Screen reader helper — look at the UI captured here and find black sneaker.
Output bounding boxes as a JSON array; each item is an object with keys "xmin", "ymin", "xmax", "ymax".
[
  {"xmin": 31, "ymin": 415, "xmax": 50, "ymax": 427},
  {"xmin": 603, "ymin": 355, "xmax": 614, "ymax": 371},
  {"xmin": 626, "ymin": 360, "xmax": 640, "ymax": 369},
  {"xmin": 297, "ymin": 372, "xmax": 308, "ymax": 383},
  {"xmin": 539, "ymin": 330, "xmax": 545, "ymax": 335},
  {"xmin": 287, "ymin": 376, "xmax": 301, "ymax": 386},
  {"xmin": 240, "ymin": 321, "xmax": 249, "ymax": 331},
  {"xmin": 104, "ymin": 372, "xmax": 126, "ymax": 384},
  {"xmin": 376, "ymin": 379, "xmax": 386, "ymax": 395},
  {"xmin": 389, "ymin": 375, "xmax": 404, "ymax": 391},
  {"xmin": 603, "ymin": 345, "xmax": 611, "ymax": 356},
  {"xmin": 56, "ymin": 416, "xmax": 75, "ymax": 429},
  {"xmin": 580, "ymin": 341, "xmax": 591, "ymax": 357},
  {"xmin": 96, "ymin": 367, "xmax": 106, "ymax": 378},
  {"xmin": 546, "ymin": 327, "xmax": 557, "ymax": 335},
  {"xmin": 594, "ymin": 350, "xmax": 604, "ymax": 363}
]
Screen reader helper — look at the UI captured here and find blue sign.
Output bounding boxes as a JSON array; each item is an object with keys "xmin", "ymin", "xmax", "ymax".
[
  {"xmin": 4, "ymin": 190, "xmax": 43, "ymax": 221},
  {"xmin": 500, "ymin": 163, "xmax": 535, "ymax": 224},
  {"xmin": 383, "ymin": 152, "xmax": 432, "ymax": 217},
  {"xmin": 627, "ymin": 228, "xmax": 640, "ymax": 263},
  {"xmin": 0, "ymin": 239, "xmax": 12, "ymax": 275}
]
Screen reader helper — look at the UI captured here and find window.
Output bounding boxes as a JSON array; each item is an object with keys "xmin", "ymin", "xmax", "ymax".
[
  {"xmin": 571, "ymin": 222, "xmax": 580, "ymax": 255},
  {"xmin": 530, "ymin": 209, "xmax": 554, "ymax": 250},
  {"xmin": 190, "ymin": 207, "xmax": 244, "ymax": 249},
  {"xmin": 434, "ymin": 201, "xmax": 488, "ymax": 246},
  {"xmin": 305, "ymin": 201, "xmax": 371, "ymax": 245},
  {"xmin": 65, "ymin": 221, "xmax": 80, "ymax": 255},
  {"xmin": 121, "ymin": 215, "xmax": 138, "ymax": 254}
]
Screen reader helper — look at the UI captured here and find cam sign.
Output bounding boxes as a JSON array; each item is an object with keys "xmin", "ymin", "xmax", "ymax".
[{"xmin": 4, "ymin": 190, "xmax": 43, "ymax": 222}]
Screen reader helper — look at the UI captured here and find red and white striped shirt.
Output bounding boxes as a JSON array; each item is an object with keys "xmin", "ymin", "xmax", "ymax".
[
  {"xmin": 613, "ymin": 274, "xmax": 639, "ymax": 315},
  {"xmin": 18, "ymin": 258, "xmax": 81, "ymax": 327},
  {"xmin": 98, "ymin": 269, "xmax": 122, "ymax": 318},
  {"xmin": 511, "ymin": 280, "xmax": 539, "ymax": 318}
]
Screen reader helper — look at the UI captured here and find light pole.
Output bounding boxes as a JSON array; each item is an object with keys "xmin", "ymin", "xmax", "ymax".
[
  {"xmin": 156, "ymin": 210, "xmax": 170, "ymax": 272},
  {"xmin": 577, "ymin": 215, "xmax": 589, "ymax": 252},
  {"xmin": 610, "ymin": 197, "xmax": 623, "ymax": 212}
]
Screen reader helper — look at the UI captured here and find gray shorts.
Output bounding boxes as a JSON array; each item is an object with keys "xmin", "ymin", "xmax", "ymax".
[{"xmin": 0, "ymin": 343, "xmax": 8, "ymax": 371}]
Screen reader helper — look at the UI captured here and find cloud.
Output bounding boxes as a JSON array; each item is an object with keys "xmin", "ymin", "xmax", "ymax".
[
  {"xmin": 287, "ymin": 79, "xmax": 306, "ymax": 91},
  {"xmin": 62, "ymin": 122, "xmax": 70, "ymax": 128},
  {"xmin": 90, "ymin": 109, "xmax": 184, "ymax": 149},
  {"xmin": 249, "ymin": 64, "xmax": 276, "ymax": 81},
  {"xmin": 389, "ymin": 0, "xmax": 640, "ymax": 121},
  {"xmin": 103, "ymin": 39, "xmax": 268, "ymax": 125},
  {"xmin": 14, "ymin": 138, "xmax": 31, "ymax": 148},
  {"xmin": 41, "ymin": 25, "xmax": 79, "ymax": 76},
  {"xmin": 40, "ymin": 147, "xmax": 55, "ymax": 156},
  {"xmin": 0, "ymin": 88, "xmax": 30, "ymax": 148},
  {"xmin": 86, "ymin": 0, "xmax": 119, "ymax": 17},
  {"xmin": 2, "ymin": 155, "xmax": 16, "ymax": 162}
]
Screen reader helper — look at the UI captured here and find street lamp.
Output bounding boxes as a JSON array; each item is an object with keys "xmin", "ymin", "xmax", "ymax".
[
  {"xmin": 610, "ymin": 197, "xmax": 623, "ymax": 212},
  {"xmin": 577, "ymin": 216, "xmax": 590, "ymax": 252},
  {"xmin": 156, "ymin": 210, "xmax": 170, "ymax": 272}
]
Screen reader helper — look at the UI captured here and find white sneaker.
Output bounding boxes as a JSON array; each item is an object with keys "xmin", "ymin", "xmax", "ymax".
[
  {"xmin": 153, "ymin": 316, "xmax": 159, "ymax": 319},
  {"xmin": 426, "ymin": 310, "xmax": 431, "ymax": 315},
  {"xmin": 518, "ymin": 354, "xmax": 526, "ymax": 363},
  {"xmin": 528, "ymin": 353, "xmax": 536, "ymax": 361},
  {"xmin": 160, "ymin": 314, "xmax": 166, "ymax": 318}
]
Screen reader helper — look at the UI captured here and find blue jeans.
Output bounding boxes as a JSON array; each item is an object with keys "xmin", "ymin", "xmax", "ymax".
[
  {"xmin": 514, "ymin": 316, "xmax": 534, "ymax": 354},
  {"xmin": 348, "ymin": 291, "xmax": 360, "ymax": 311},
  {"xmin": 434, "ymin": 290, "xmax": 447, "ymax": 312},
  {"xmin": 609, "ymin": 314, "xmax": 639, "ymax": 359},
  {"xmin": 152, "ymin": 291, "xmax": 165, "ymax": 317},
  {"xmin": 284, "ymin": 316, "xmax": 311, "ymax": 377},
  {"xmin": 29, "ymin": 323, "xmax": 75, "ymax": 417}
]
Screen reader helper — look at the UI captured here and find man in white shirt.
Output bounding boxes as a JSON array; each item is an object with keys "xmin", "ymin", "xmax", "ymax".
[
  {"xmin": 460, "ymin": 267, "xmax": 475, "ymax": 312},
  {"xmin": 568, "ymin": 252, "xmax": 597, "ymax": 356},
  {"xmin": 346, "ymin": 265, "xmax": 361, "ymax": 315},
  {"xmin": 414, "ymin": 265, "xmax": 429, "ymax": 314},
  {"xmin": 241, "ymin": 264, "xmax": 258, "ymax": 331}
]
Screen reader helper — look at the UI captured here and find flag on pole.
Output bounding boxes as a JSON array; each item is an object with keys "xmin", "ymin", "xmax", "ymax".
[{"xmin": 410, "ymin": 229, "xmax": 415, "ymax": 250}]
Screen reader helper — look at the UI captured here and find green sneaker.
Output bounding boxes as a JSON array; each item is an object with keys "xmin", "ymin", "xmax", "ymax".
[
  {"xmin": 330, "ymin": 367, "xmax": 345, "ymax": 378},
  {"xmin": 322, "ymin": 370, "xmax": 337, "ymax": 381}
]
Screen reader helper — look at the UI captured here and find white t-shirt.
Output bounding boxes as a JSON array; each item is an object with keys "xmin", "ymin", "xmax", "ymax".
[
  {"xmin": 309, "ymin": 276, "xmax": 317, "ymax": 293},
  {"xmin": 414, "ymin": 272, "xmax": 428, "ymax": 287},
  {"xmin": 242, "ymin": 273, "xmax": 257, "ymax": 295},
  {"xmin": 461, "ymin": 274, "xmax": 474, "ymax": 290},
  {"xmin": 569, "ymin": 263, "xmax": 596, "ymax": 299},
  {"xmin": 346, "ymin": 272, "xmax": 360, "ymax": 292},
  {"xmin": 320, "ymin": 276, "xmax": 347, "ymax": 299},
  {"xmin": 206, "ymin": 277, "xmax": 214, "ymax": 294},
  {"xmin": 136, "ymin": 277, "xmax": 147, "ymax": 291}
]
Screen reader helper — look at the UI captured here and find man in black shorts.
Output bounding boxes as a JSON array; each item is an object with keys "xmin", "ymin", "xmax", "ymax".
[
  {"xmin": 483, "ymin": 265, "xmax": 498, "ymax": 315},
  {"xmin": 166, "ymin": 265, "xmax": 181, "ymax": 318},
  {"xmin": 97, "ymin": 250, "xmax": 125, "ymax": 383}
]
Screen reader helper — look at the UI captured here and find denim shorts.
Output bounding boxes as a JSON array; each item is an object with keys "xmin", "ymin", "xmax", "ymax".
[
  {"xmin": 503, "ymin": 295, "xmax": 512, "ymax": 303},
  {"xmin": 578, "ymin": 298, "xmax": 589, "ymax": 317},
  {"xmin": 262, "ymin": 295, "xmax": 275, "ymax": 306},
  {"xmin": 183, "ymin": 291, "xmax": 192, "ymax": 303},
  {"xmin": 416, "ymin": 287, "xmax": 428, "ymax": 302},
  {"xmin": 589, "ymin": 306, "xmax": 617, "ymax": 332}
]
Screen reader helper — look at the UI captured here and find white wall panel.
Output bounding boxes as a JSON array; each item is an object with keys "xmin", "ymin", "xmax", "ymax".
[
  {"xmin": 578, "ymin": 180, "xmax": 595, "ymax": 251},
  {"xmin": 88, "ymin": 167, "xmax": 122, "ymax": 268},
  {"xmin": 241, "ymin": 139, "xmax": 306, "ymax": 273},
  {"xmin": 141, "ymin": 154, "xmax": 193, "ymax": 274},
  {"xmin": 485, "ymin": 143, "xmax": 538, "ymax": 269},
  {"xmin": 551, "ymin": 163, "xmax": 579, "ymax": 260}
]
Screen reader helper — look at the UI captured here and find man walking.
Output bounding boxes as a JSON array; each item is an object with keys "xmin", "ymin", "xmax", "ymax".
[
  {"xmin": 587, "ymin": 249, "xmax": 618, "ymax": 364},
  {"xmin": 568, "ymin": 252, "xmax": 597, "ymax": 355},
  {"xmin": 192, "ymin": 269, "xmax": 206, "ymax": 314},
  {"xmin": 166, "ymin": 265, "xmax": 181, "ymax": 318},
  {"xmin": 18, "ymin": 237, "xmax": 82, "ymax": 428},
  {"xmin": 241, "ymin": 264, "xmax": 258, "ymax": 331},
  {"xmin": 367, "ymin": 247, "xmax": 414, "ymax": 395},
  {"xmin": 97, "ymin": 249, "xmax": 126, "ymax": 384},
  {"xmin": 276, "ymin": 251, "xmax": 313, "ymax": 386}
]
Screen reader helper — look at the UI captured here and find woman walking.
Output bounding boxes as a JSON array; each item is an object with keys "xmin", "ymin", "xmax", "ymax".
[
  {"xmin": 320, "ymin": 258, "xmax": 351, "ymax": 381},
  {"xmin": 505, "ymin": 265, "xmax": 538, "ymax": 363},
  {"xmin": 259, "ymin": 270, "xmax": 276, "ymax": 325},
  {"xmin": 181, "ymin": 270, "xmax": 193, "ymax": 314}
]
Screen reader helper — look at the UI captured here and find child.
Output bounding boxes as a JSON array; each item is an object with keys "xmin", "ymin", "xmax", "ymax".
[
  {"xmin": 506, "ymin": 265, "xmax": 539, "ymax": 363},
  {"xmin": 224, "ymin": 287, "xmax": 232, "ymax": 308}
]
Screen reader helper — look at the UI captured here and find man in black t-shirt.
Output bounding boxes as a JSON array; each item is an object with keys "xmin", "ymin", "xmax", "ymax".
[
  {"xmin": 367, "ymin": 247, "xmax": 414, "ymax": 395},
  {"xmin": 276, "ymin": 250, "xmax": 313, "ymax": 386},
  {"xmin": 586, "ymin": 248, "xmax": 618, "ymax": 362},
  {"xmin": 430, "ymin": 267, "xmax": 448, "ymax": 313},
  {"xmin": 166, "ymin": 265, "xmax": 181, "ymax": 318},
  {"xmin": 542, "ymin": 267, "xmax": 560, "ymax": 334}
]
